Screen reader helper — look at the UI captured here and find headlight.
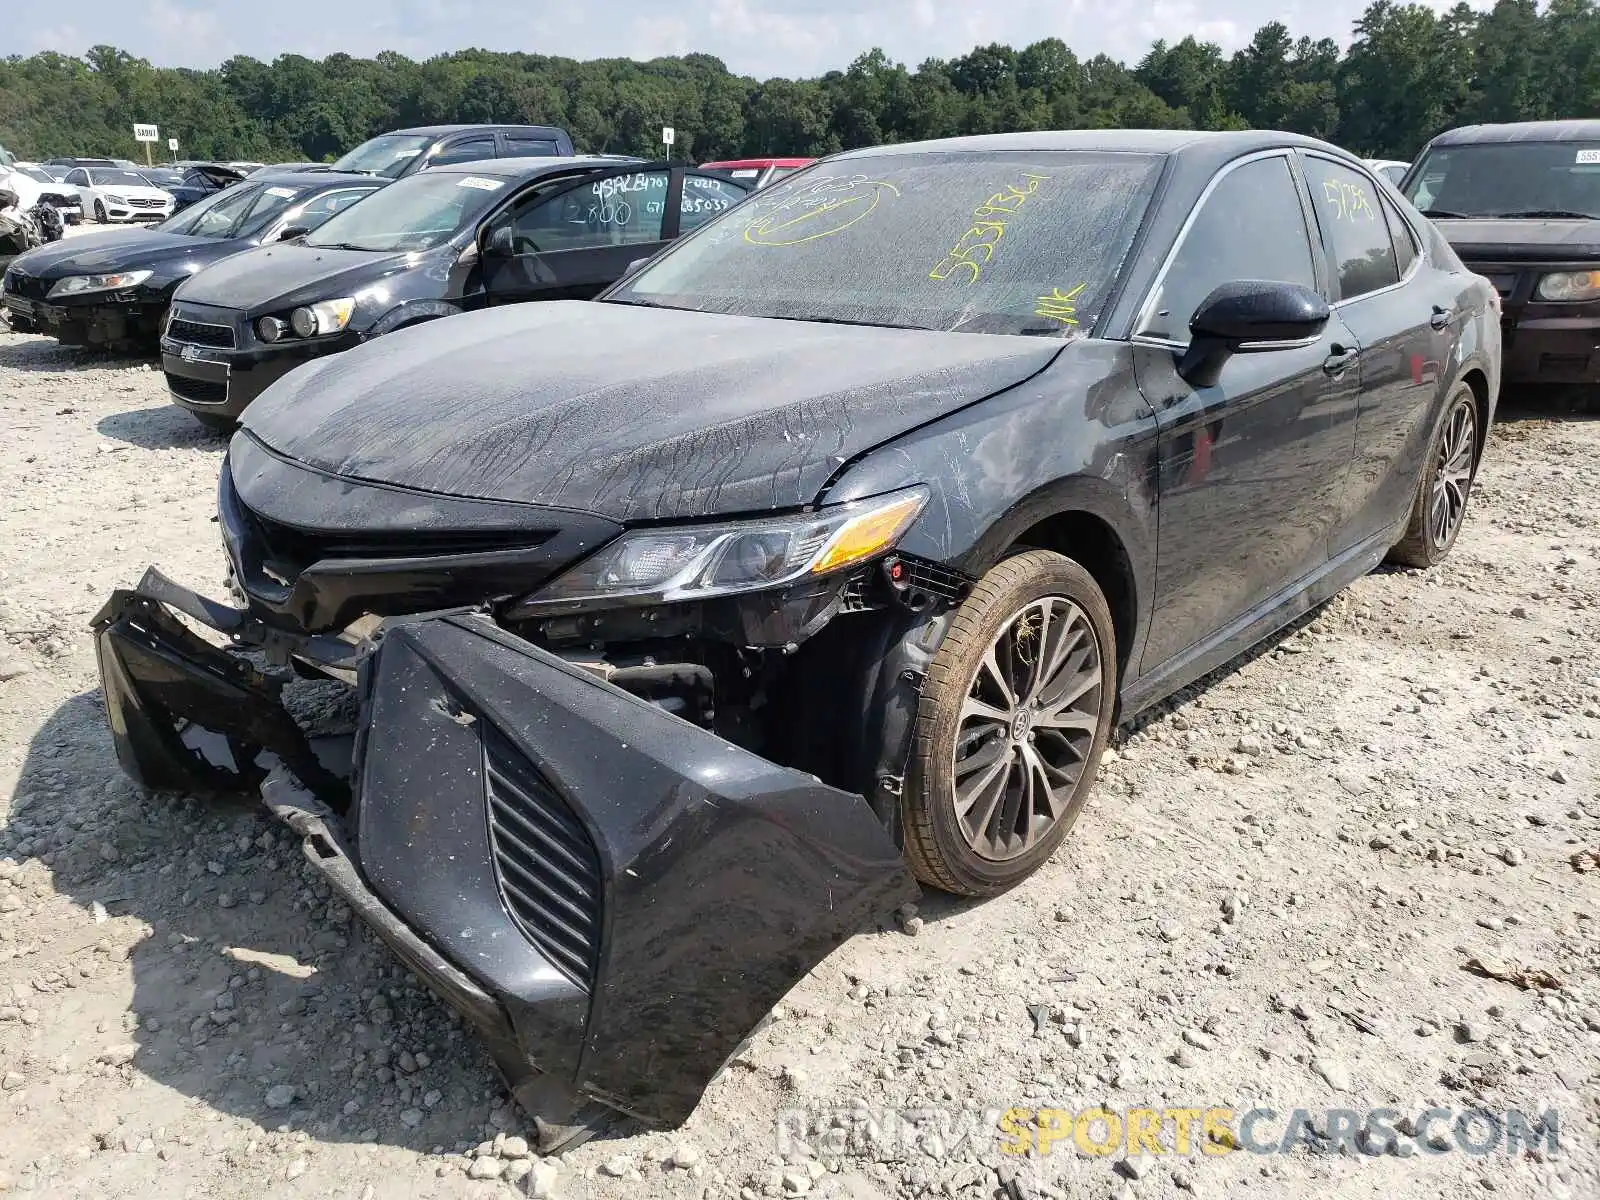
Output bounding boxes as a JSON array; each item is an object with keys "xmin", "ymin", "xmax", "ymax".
[
  {"xmin": 528, "ymin": 486, "xmax": 929, "ymax": 608},
  {"xmin": 257, "ymin": 316, "xmax": 289, "ymax": 343},
  {"xmin": 105, "ymin": 194, "xmax": 125, "ymax": 204},
  {"xmin": 1536, "ymin": 270, "xmax": 1600, "ymax": 302},
  {"xmin": 47, "ymin": 270, "xmax": 153, "ymax": 298},
  {"xmin": 288, "ymin": 297, "xmax": 355, "ymax": 338}
]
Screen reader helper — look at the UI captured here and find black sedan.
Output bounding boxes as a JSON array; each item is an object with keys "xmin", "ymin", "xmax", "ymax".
[
  {"xmin": 93, "ymin": 129, "xmax": 1500, "ymax": 1147},
  {"xmin": 160, "ymin": 156, "xmax": 751, "ymax": 427},
  {"xmin": 1, "ymin": 170, "xmax": 383, "ymax": 350}
]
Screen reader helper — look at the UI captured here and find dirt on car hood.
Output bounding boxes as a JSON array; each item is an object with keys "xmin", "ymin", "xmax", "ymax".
[{"xmin": 242, "ymin": 300, "xmax": 1064, "ymax": 522}]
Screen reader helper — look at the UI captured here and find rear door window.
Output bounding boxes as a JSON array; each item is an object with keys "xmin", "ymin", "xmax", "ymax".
[
  {"xmin": 1382, "ymin": 194, "xmax": 1419, "ymax": 278},
  {"xmin": 428, "ymin": 138, "xmax": 497, "ymax": 168},
  {"xmin": 504, "ymin": 136, "xmax": 559, "ymax": 158},
  {"xmin": 1304, "ymin": 156, "xmax": 1399, "ymax": 300},
  {"xmin": 1139, "ymin": 154, "xmax": 1318, "ymax": 343}
]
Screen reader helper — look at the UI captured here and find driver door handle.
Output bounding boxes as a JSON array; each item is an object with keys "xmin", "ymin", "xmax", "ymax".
[
  {"xmin": 1322, "ymin": 346, "xmax": 1358, "ymax": 377},
  {"xmin": 1430, "ymin": 305, "xmax": 1455, "ymax": 330}
]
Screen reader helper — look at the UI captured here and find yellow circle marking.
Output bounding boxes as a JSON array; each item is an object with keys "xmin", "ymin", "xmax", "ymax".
[{"xmin": 744, "ymin": 180, "xmax": 901, "ymax": 246}]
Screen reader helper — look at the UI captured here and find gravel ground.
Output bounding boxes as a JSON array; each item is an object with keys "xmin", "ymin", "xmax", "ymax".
[{"xmin": 0, "ymin": 320, "xmax": 1596, "ymax": 1200}]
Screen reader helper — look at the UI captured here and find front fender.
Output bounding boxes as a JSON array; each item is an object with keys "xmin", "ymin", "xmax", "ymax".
[{"xmin": 365, "ymin": 299, "xmax": 462, "ymax": 339}]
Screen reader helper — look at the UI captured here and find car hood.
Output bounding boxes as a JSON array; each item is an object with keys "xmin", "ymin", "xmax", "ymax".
[
  {"xmin": 1435, "ymin": 217, "xmax": 1600, "ymax": 261},
  {"xmin": 243, "ymin": 301, "xmax": 1063, "ymax": 522},
  {"xmin": 174, "ymin": 242, "xmax": 419, "ymax": 314},
  {"xmin": 98, "ymin": 185, "xmax": 171, "ymax": 201},
  {"xmin": 9, "ymin": 229, "xmax": 246, "ymax": 280}
]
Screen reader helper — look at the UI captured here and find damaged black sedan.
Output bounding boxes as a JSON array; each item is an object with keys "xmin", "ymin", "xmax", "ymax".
[{"xmin": 92, "ymin": 130, "xmax": 1500, "ymax": 1146}]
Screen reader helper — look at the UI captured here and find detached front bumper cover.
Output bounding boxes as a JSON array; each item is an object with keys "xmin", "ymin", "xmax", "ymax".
[{"xmin": 91, "ymin": 569, "xmax": 918, "ymax": 1141}]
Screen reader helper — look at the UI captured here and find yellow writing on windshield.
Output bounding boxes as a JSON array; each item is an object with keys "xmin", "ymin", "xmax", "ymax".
[
  {"xmin": 1322, "ymin": 178, "xmax": 1377, "ymax": 223},
  {"xmin": 1034, "ymin": 283, "xmax": 1088, "ymax": 326},
  {"xmin": 744, "ymin": 178, "xmax": 901, "ymax": 246},
  {"xmin": 930, "ymin": 173, "xmax": 1050, "ymax": 284}
]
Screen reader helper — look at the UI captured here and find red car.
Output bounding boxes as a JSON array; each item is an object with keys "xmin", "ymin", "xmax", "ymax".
[{"xmin": 698, "ymin": 157, "xmax": 815, "ymax": 189}]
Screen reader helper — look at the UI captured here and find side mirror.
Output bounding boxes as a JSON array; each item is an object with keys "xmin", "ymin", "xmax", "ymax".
[
  {"xmin": 483, "ymin": 225, "xmax": 515, "ymax": 258},
  {"xmin": 276, "ymin": 226, "xmax": 309, "ymax": 242},
  {"xmin": 1178, "ymin": 280, "xmax": 1330, "ymax": 387}
]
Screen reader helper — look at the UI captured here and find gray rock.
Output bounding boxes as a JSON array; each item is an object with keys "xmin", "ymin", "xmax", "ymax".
[
  {"xmin": 1116, "ymin": 1155, "xmax": 1155, "ymax": 1180},
  {"xmin": 524, "ymin": 1159, "xmax": 561, "ymax": 1198},
  {"xmin": 467, "ymin": 1157, "xmax": 506, "ymax": 1180},
  {"xmin": 264, "ymin": 1083, "xmax": 297, "ymax": 1110},
  {"xmin": 781, "ymin": 1168, "xmax": 813, "ymax": 1195},
  {"xmin": 500, "ymin": 1135, "xmax": 530, "ymax": 1160},
  {"xmin": 1312, "ymin": 1058, "xmax": 1351, "ymax": 1091},
  {"xmin": 600, "ymin": 1156, "xmax": 631, "ymax": 1178},
  {"xmin": 1499, "ymin": 847, "xmax": 1527, "ymax": 867},
  {"xmin": 400, "ymin": 1108, "xmax": 423, "ymax": 1128},
  {"xmin": 670, "ymin": 1142, "xmax": 702, "ymax": 1169}
]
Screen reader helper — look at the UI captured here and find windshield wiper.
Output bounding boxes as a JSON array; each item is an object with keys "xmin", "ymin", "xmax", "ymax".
[
  {"xmin": 1419, "ymin": 207, "xmax": 1472, "ymax": 219},
  {"xmin": 1489, "ymin": 209, "xmax": 1597, "ymax": 220}
]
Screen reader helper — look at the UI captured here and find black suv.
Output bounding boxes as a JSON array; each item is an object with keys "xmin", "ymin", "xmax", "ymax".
[{"xmin": 1403, "ymin": 119, "xmax": 1600, "ymax": 383}]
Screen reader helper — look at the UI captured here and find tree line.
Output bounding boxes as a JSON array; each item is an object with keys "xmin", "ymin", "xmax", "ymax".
[{"xmin": 2, "ymin": 1, "xmax": 1598, "ymax": 168}]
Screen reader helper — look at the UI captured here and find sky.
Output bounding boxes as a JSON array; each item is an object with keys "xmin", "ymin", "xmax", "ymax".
[{"xmin": 8, "ymin": 0, "xmax": 1487, "ymax": 80}]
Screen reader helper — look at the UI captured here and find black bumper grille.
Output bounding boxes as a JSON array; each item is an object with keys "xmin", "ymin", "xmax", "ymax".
[
  {"xmin": 484, "ymin": 727, "xmax": 602, "ymax": 990},
  {"xmin": 169, "ymin": 374, "xmax": 228, "ymax": 405},
  {"xmin": 167, "ymin": 316, "xmax": 236, "ymax": 348}
]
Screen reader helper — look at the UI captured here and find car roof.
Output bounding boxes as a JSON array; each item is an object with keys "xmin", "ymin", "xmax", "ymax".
[
  {"xmin": 701, "ymin": 158, "xmax": 815, "ymax": 169},
  {"xmin": 250, "ymin": 169, "xmax": 380, "ymax": 188},
  {"xmin": 387, "ymin": 124, "xmax": 569, "ymax": 138},
  {"xmin": 1428, "ymin": 119, "xmax": 1600, "ymax": 146},
  {"xmin": 426, "ymin": 155, "xmax": 643, "ymax": 181},
  {"xmin": 834, "ymin": 128, "xmax": 1371, "ymax": 177}
]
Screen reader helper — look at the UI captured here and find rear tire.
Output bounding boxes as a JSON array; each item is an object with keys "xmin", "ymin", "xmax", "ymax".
[
  {"xmin": 901, "ymin": 550, "xmax": 1116, "ymax": 897},
  {"xmin": 1388, "ymin": 381, "xmax": 1479, "ymax": 568}
]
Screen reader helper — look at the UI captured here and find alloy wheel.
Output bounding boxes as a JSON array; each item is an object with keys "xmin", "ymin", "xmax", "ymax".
[
  {"xmin": 951, "ymin": 596, "xmax": 1104, "ymax": 861},
  {"xmin": 1429, "ymin": 399, "xmax": 1476, "ymax": 549}
]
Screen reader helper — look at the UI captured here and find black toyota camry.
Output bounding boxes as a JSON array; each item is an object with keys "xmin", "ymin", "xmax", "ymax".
[
  {"xmin": 1, "ymin": 169, "xmax": 383, "ymax": 349},
  {"xmin": 93, "ymin": 130, "xmax": 1500, "ymax": 1147}
]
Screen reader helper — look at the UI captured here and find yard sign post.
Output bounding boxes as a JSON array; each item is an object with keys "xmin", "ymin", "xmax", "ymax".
[{"xmin": 132, "ymin": 123, "xmax": 159, "ymax": 168}]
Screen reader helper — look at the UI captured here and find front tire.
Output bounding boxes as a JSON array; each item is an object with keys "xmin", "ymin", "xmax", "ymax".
[
  {"xmin": 901, "ymin": 550, "xmax": 1117, "ymax": 897},
  {"xmin": 93, "ymin": 200, "xmax": 107, "ymax": 223},
  {"xmin": 1388, "ymin": 382, "xmax": 1479, "ymax": 568}
]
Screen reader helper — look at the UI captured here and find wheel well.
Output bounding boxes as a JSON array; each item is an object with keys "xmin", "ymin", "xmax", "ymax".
[
  {"xmin": 1011, "ymin": 511, "xmax": 1137, "ymax": 678},
  {"xmin": 1461, "ymin": 369, "xmax": 1490, "ymax": 463}
]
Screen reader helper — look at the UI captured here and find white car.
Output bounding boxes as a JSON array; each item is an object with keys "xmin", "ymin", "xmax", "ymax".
[
  {"xmin": 1365, "ymin": 158, "xmax": 1411, "ymax": 186},
  {"xmin": 10, "ymin": 163, "xmax": 82, "ymax": 224},
  {"xmin": 62, "ymin": 166, "xmax": 174, "ymax": 223}
]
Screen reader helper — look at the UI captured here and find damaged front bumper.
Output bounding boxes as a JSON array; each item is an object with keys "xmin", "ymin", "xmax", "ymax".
[{"xmin": 91, "ymin": 570, "xmax": 918, "ymax": 1144}]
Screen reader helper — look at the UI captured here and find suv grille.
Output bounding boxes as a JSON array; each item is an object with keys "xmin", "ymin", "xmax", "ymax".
[
  {"xmin": 167, "ymin": 316, "xmax": 236, "ymax": 348},
  {"xmin": 484, "ymin": 728, "xmax": 602, "ymax": 989}
]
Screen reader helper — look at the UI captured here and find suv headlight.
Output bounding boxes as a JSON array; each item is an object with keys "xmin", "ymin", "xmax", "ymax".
[
  {"xmin": 525, "ymin": 486, "xmax": 929, "ymax": 610},
  {"xmin": 1536, "ymin": 270, "xmax": 1600, "ymax": 302},
  {"xmin": 47, "ymin": 270, "xmax": 152, "ymax": 298}
]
